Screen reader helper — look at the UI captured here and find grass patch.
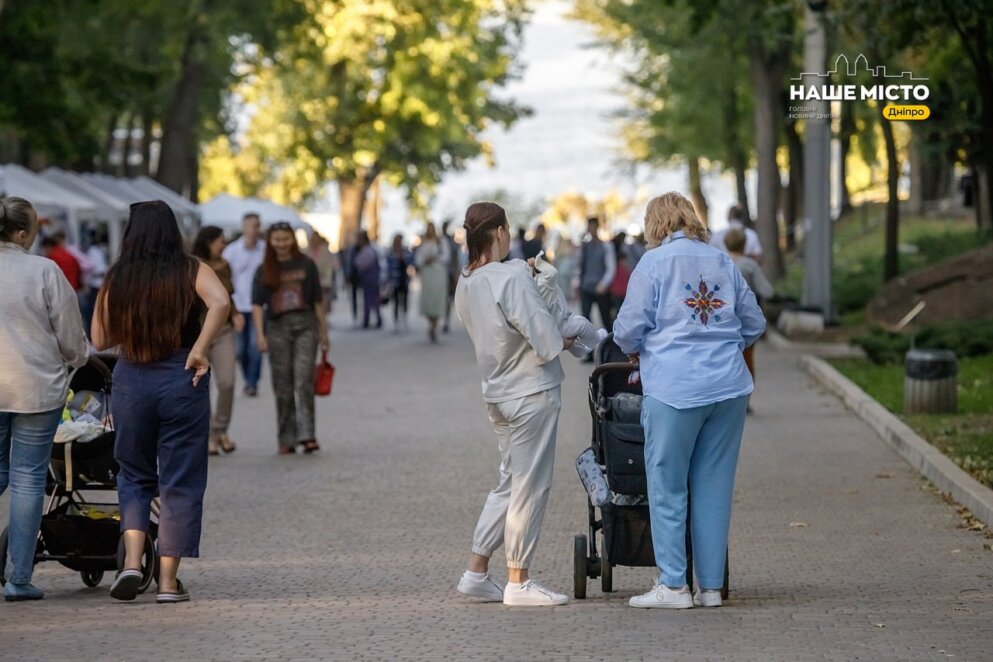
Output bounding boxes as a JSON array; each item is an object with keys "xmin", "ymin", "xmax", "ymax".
[
  {"xmin": 778, "ymin": 207, "xmax": 992, "ymax": 319},
  {"xmin": 830, "ymin": 354, "xmax": 993, "ymax": 489}
]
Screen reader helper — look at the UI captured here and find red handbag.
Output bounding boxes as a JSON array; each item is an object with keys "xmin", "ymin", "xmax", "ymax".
[{"xmin": 315, "ymin": 350, "xmax": 335, "ymax": 397}]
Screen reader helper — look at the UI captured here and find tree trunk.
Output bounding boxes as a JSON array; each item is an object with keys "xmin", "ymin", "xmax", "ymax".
[
  {"xmin": 364, "ymin": 178, "xmax": 382, "ymax": 241},
  {"xmin": 157, "ymin": 20, "xmax": 207, "ymax": 196},
  {"xmin": 947, "ymin": 9, "xmax": 993, "ymax": 231},
  {"xmin": 120, "ymin": 112, "xmax": 136, "ymax": 177},
  {"xmin": 723, "ymin": 81, "xmax": 751, "ymax": 226},
  {"xmin": 140, "ymin": 110, "xmax": 155, "ymax": 177},
  {"xmin": 101, "ymin": 113, "xmax": 118, "ymax": 174},
  {"xmin": 749, "ymin": 48, "xmax": 785, "ymax": 279},
  {"xmin": 688, "ymin": 156, "xmax": 709, "ymax": 226},
  {"xmin": 880, "ymin": 114, "xmax": 900, "ymax": 281},
  {"xmin": 838, "ymin": 101, "xmax": 854, "ymax": 215},
  {"xmin": 337, "ymin": 166, "xmax": 381, "ymax": 248},
  {"xmin": 784, "ymin": 113, "xmax": 803, "ymax": 250}
]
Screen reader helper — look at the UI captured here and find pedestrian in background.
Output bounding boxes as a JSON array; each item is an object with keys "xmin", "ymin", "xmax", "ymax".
[
  {"xmin": 386, "ymin": 233, "xmax": 414, "ymax": 332},
  {"xmin": 613, "ymin": 192, "xmax": 765, "ymax": 610},
  {"xmin": 79, "ymin": 228, "xmax": 109, "ymax": 339},
  {"xmin": 92, "ymin": 200, "xmax": 230, "ymax": 604},
  {"xmin": 223, "ymin": 213, "xmax": 265, "ymax": 397},
  {"xmin": 416, "ymin": 222, "xmax": 449, "ymax": 343},
  {"xmin": 710, "ymin": 205, "xmax": 763, "ymax": 265},
  {"xmin": 354, "ymin": 230, "xmax": 382, "ymax": 329},
  {"xmin": 252, "ymin": 222, "xmax": 328, "ymax": 455},
  {"xmin": 0, "ymin": 197, "xmax": 88, "ymax": 601},
  {"xmin": 41, "ymin": 230, "xmax": 82, "ymax": 293},
  {"xmin": 309, "ymin": 232, "xmax": 337, "ymax": 317},
  {"xmin": 454, "ymin": 201, "xmax": 572, "ymax": 607},
  {"xmin": 724, "ymin": 227, "xmax": 773, "ymax": 390},
  {"xmin": 192, "ymin": 226, "xmax": 241, "ymax": 456},
  {"xmin": 522, "ymin": 223, "xmax": 545, "ymax": 261},
  {"xmin": 578, "ymin": 216, "xmax": 615, "ymax": 361},
  {"xmin": 441, "ymin": 220, "xmax": 461, "ymax": 334}
]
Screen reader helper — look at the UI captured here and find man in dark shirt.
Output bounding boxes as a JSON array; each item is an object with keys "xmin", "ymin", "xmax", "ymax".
[{"xmin": 522, "ymin": 223, "xmax": 545, "ymax": 261}]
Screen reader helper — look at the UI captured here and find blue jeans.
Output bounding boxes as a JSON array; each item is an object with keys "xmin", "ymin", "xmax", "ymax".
[
  {"xmin": 113, "ymin": 352, "xmax": 210, "ymax": 557},
  {"xmin": 0, "ymin": 408, "xmax": 62, "ymax": 584},
  {"xmin": 641, "ymin": 394, "xmax": 748, "ymax": 589},
  {"xmin": 235, "ymin": 314, "xmax": 262, "ymax": 390}
]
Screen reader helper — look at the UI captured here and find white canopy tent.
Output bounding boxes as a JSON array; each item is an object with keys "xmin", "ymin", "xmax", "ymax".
[
  {"xmin": 0, "ymin": 164, "xmax": 98, "ymax": 245},
  {"xmin": 79, "ymin": 174, "xmax": 201, "ymax": 239},
  {"xmin": 201, "ymin": 193, "xmax": 310, "ymax": 234},
  {"xmin": 41, "ymin": 168, "xmax": 130, "ymax": 256}
]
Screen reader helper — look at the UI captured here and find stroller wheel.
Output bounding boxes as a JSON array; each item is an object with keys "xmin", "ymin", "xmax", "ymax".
[
  {"xmin": 573, "ymin": 534, "xmax": 588, "ymax": 600},
  {"xmin": 601, "ymin": 538, "xmax": 613, "ymax": 593},
  {"xmin": 116, "ymin": 533, "xmax": 159, "ymax": 594},
  {"xmin": 81, "ymin": 570, "xmax": 104, "ymax": 588}
]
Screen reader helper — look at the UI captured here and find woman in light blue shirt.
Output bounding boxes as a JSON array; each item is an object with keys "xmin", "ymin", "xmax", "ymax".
[{"xmin": 613, "ymin": 192, "xmax": 766, "ymax": 609}]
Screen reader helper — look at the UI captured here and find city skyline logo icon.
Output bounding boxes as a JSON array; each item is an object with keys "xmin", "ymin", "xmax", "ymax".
[{"xmin": 790, "ymin": 53, "xmax": 930, "ymax": 104}]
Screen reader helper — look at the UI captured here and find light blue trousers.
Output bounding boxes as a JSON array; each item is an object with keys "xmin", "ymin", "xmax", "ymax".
[{"xmin": 641, "ymin": 394, "xmax": 748, "ymax": 589}]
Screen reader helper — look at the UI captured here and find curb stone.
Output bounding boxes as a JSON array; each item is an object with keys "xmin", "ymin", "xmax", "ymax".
[
  {"xmin": 800, "ymin": 353, "xmax": 993, "ymax": 529},
  {"xmin": 766, "ymin": 327, "xmax": 866, "ymax": 359}
]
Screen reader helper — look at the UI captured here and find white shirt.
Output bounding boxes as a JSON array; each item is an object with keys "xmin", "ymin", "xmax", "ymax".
[
  {"xmin": 710, "ymin": 221, "xmax": 763, "ymax": 260},
  {"xmin": 223, "ymin": 238, "xmax": 266, "ymax": 313},
  {"xmin": 0, "ymin": 242, "xmax": 89, "ymax": 413},
  {"xmin": 454, "ymin": 260, "xmax": 564, "ymax": 403}
]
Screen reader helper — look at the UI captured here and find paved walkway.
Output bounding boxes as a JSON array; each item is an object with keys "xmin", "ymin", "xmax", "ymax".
[{"xmin": 2, "ymin": 301, "xmax": 991, "ymax": 660}]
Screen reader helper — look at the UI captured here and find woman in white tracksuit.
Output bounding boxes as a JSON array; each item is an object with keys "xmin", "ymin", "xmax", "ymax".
[{"xmin": 453, "ymin": 201, "xmax": 574, "ymax": 607}]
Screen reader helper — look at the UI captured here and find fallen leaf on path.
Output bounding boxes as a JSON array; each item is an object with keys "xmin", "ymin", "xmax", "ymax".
[
  {"xmin": 873, "ymin": 623, "xmax": 886, "ymax": 628},
  {"xmin": 950, "ymin": 549, "xmax": 961, "ymax": 554},
  {"xmin": 789, "ymin": 522, "xmax": 808, "ymax": 528},
  {"xmin": 875, "ymin": 472, "xmax": 896, "ymax": 479}
]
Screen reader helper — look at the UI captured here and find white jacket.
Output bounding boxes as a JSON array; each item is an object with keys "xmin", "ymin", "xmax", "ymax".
[
  {"xmin": 0, "ymin": 242, "xmax": 89, "ymax": 413},
  {"xmin": 454, "ymin": 260, "xmax": 564, "ymax": 403}
]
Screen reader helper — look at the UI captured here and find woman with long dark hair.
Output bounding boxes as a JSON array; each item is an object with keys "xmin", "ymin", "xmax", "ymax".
[
  {"xmin": 453, "ymin": 202, "xmax": 573, "ymax": 607},
  {"xmin": 251, "ymin": 222, "xmax": 328, "ymax": 455},
  {"xmin": 91, "ymin": 200, "xmax": 230, "ymax": 603},
  {"xmin": 1, "ymin": 197, "xmax": 88, "ymax": 601},
  {"xmin": 192, "ymin": 226, "xmax": 241, "ymax": 455}
]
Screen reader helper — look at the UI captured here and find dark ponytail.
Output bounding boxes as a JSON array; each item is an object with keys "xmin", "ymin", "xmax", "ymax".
[{"xmin": 463, "ymin": 201, "xmax": 507, "ymax": 269}]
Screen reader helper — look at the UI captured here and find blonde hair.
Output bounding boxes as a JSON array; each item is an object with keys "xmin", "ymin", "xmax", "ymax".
[{"xmin": 643, "ymin": 192, "xmax": 709, "ymax": 248}]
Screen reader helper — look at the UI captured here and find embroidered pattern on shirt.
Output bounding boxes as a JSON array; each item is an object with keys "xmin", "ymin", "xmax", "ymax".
[{"xmin": 683, "ymin": 277, "xmax": 726, "ymax": 326}]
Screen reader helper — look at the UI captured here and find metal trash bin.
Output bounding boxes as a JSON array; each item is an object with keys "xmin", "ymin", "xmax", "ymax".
[{"xmin": 904, "ymin": 349, "xmax": 958, "ymax": 414}]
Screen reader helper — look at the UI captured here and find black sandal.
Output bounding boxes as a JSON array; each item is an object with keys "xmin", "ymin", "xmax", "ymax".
[
  {"xmin": 156, "ymin": 579, "xmax": 189, "ymax": 604},
  {"xmin": 301, "ymin": 439, "xmax": 321, "ymax": 454}
]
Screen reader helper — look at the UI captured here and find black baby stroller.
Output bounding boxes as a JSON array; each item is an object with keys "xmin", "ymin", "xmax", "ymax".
[
  {"xmin": 573, "ymin": 334, "xmax": 729, "ymax": 599},
  {"xmin": 0, "ymin": 355, "xmax": 159, "ymax": 593}
]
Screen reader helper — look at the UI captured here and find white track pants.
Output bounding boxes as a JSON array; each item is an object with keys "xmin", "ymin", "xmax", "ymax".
[{"xmin": 470, "ymin": 386, "xmax": 561, "ymax": 569}]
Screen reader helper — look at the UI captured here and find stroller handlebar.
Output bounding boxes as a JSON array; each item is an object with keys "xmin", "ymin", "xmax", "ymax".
[{"xmin": 590, "ymin": 362, "xmax": 638, "ymax": 381}]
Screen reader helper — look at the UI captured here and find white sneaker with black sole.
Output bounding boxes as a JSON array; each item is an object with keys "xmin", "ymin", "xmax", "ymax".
[
  {"xmin": 456, "ymin": 571, "xmax": 504, "ymax": 602},
  {"xmin": 502, "ymin": 579, "xmax": 569, "ymax": 606},
  {"xmin": 693, "ymin": 589, "xmax": 722, "ymax": 607},
  {"xmin": 629, "ymin": 583, "xmax": 693, "ymax": 609}
]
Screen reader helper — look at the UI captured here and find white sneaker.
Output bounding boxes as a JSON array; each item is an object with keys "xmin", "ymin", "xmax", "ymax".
[
  {"xmin": 693, "ymin": 589, "xmax": 722, "ymax": 607},
  {"xmin": 629, "ymin": 583, "xmax": 693, "ymax": 609},
  {"xmin": 502, "ymin": 579, "xmax": 569, "ymax": 606},
  {"xmin": 456, "ymin": 572, "xmax": 504, "ymax": 602}
]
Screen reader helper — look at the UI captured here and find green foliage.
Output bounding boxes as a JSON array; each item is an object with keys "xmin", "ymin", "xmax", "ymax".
[
  {"xmin": 853, "ymin": 320, "xmax": 993, "ymax": 365},
  {"xmin": 573, "ymin": 0, "xmax": 755, "ymax": 170},
  {"xmin": 204, "ymin": 0, "xmax": 530, "ymax": 211}
]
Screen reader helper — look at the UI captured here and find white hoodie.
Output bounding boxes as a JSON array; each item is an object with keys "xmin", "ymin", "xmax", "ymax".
[{"xmin": 454, "ymin": 259, "xmax": 564, "ymax": 403}]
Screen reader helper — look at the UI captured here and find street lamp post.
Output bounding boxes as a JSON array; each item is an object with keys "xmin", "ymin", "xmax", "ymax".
[{"xmin": 802, "ymin": 0, "xmax": 835, "ymax": 323}]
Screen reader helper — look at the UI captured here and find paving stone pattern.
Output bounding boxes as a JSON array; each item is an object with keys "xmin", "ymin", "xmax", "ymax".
[{"xmin": 1, "ymin": 304, "xmax": 991, "ymax": 661}]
